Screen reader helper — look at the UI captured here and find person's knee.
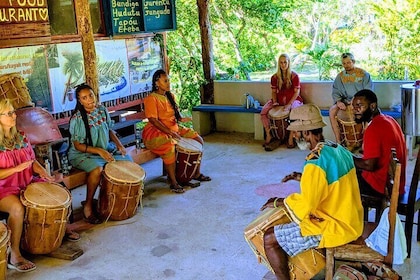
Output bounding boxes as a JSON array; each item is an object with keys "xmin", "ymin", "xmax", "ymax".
[
  {"xmin": 8, "ymin": 201, "xmax": 25, "ymax": 219},
  {"xmin": 263, "ymin": 227, "xmax": 278, "ymax": 248},
  {"xmin": 88, "ymin": 166, "xmax": 103, "ymax": 179},
  {"xmin": 329, "ymin": 104, "xmax": 339, "ymax": 115}
]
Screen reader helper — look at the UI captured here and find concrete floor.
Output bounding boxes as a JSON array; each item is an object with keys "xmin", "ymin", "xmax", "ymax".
[{"xmin": 6, "ymin": 132, "xmax": 420, "ymax": 280}]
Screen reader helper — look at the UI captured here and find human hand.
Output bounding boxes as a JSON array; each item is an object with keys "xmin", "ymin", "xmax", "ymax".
[
  {"xmin": 169, "ymin": 130, "xmax": 181, "ymax": 139},
  {"xmin": 281, "ymin": 172, "xmax": 302, "ymax": 182},
  {"xmin": 99, "ymin": 149, "xmax": 114, "ymax": 162},
  {"xmin": 337, "ymin": 101, "xmax": 347, "ymax": 110},
  {"xmin": 117, "ymin": 145, "xmax": 127, "ymax": 156},
  {"xmin": 260, "ymin": 197, "xmax": 284, "ymax": 211}
]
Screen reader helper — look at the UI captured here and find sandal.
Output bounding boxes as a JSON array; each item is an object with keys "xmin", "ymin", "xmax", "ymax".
[
  {"xmin": 65, "ymin": 230, "xmax": 81, "ymax": 242},
  {"xmin": 83, "ymin": 212, "xmax": 103, "ymax": 224},
  {"xmin": 170, "ymin": 184, "xmax": 185, "ymax": 193},
  {"xmin": 194, "ymin": 174, "xmax": 211, "ymax": 182},
  {"xmin": 8, "ymin": 258, "xmax": 36, "ymax": 273}
]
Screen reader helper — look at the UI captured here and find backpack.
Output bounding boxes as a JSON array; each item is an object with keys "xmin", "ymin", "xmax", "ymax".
[{"xmin": 333, "ymin": 264, "xmax": 368, "ymax": 280}]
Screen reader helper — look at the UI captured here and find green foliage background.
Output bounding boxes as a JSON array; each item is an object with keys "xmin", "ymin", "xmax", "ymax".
[{"xmin": 166, "ymin": 0, "xmax": 420, "ymax": 111}]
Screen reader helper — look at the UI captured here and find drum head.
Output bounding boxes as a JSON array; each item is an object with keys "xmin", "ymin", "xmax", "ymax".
[
  {"xmin": 21, "ymin": 182, "xmax": 71, "ymax": 208},
  {"xmin": 176, "ymin": 138, "xmax": 203, "ymax": 152},
  {"xmin": 337, "ymin": 106, "xmax": 355, "ymax": 122},
  {"xmin": 268, "ymin": 106, "xmax": 289, "ymax": 120},
  {"xmin": 104, "ymin": 161, "xmax": 145, "ymax": 184}
]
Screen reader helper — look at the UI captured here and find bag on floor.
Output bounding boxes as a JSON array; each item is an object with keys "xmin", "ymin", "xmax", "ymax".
[
  {"xmin": 361, "ymin": 261, "xmax": 402, "ymax": 280},
  {"xmin": 333, "ymin": 264, "xmax": 368, "ymax": 280}
]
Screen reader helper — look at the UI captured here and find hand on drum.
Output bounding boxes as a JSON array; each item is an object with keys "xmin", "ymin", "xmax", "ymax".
[
  {"xmin": 260, "ymin": 197, "xmax": 284, "ymax": 211},
  {"xmin": 337, "ymin": 101, "xmax": 347, "ymax": 110},
  {"xmin": 98, "ymin": 149, "xmax": 115, "ymax": 162},
  {"xmin": 168, "ymin": 130, "xmax": 181, "ymax": 140}
]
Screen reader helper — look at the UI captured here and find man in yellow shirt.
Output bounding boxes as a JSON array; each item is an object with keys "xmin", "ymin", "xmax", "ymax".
[{"xmin": 261, "ymin": 104, "xmax": 364, "ymax": 280}]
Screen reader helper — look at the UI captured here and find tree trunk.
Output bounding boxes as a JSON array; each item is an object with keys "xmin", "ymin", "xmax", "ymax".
[
  {"xmin": 74, "ymin": 0, "xmax": 99, "ymax": 99},
  {"xmin": 197, "ymin": 0, "xmax": 215, "ymax": 104}
]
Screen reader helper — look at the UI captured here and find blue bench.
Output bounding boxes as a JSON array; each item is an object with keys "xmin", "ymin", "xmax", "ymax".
[
  {"xmin": 192, "ymin": 104, "xmax": 262, "ymax": 113},
  {"xmin": 320, "ymin": 109, "xmax": 401, "ymax": 119}
]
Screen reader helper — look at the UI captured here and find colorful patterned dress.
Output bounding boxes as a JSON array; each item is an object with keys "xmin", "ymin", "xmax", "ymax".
[
  {"xmin": 0, "ymin": 132, "xmax": 36, "ymax": 200},
  {"xmin": 142, "ymin": 93, "xmax": 198, "ymax": 165},
  {"xmin": 68, "ymin": 104, "xmax": 131, "ymax": 172}
]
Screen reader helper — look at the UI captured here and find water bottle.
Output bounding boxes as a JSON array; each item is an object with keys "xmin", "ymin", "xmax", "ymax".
[
  {"xmin": 135, "ymin": 127, "xmax": 141, "ymax": 150},
  {"xmin": 44, "ymin": 157, "xmax": 51, "ymax": 176}
]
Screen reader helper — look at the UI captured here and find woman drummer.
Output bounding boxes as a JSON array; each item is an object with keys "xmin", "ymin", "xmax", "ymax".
[
  {"xmin": 260, "ymin": 54, "xmax": 303, "ymax": 149},
  {"xmin": 0, "ymin": 99, "xmax": 79, "ymax": 272},
  {"xmin": 68, "ymin": 84, "xmax": 132, "ymax": 224},
  {"xmin": 142, "ymin": 69, "xmax": 211, "ymax": 193}
]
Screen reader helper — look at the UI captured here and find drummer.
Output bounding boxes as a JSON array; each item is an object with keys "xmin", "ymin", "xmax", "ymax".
[
  {"xmin": 0, "ymin": 99, "xmax": 79, "ymax": 273},
  {"xmin": 68, "ymin": 84, "xmax": 132, "ymax": 224},
  {"xmin": 259, "ymin": 104, "xmax": 363, "ymax": 280},
  {"xmin": 329, "ymin": 52, "xmax": 373, "ymax": 144},
  {"xmin": 260, "ymin": 53, "xmax": 303, "ymax": 149},
  {"xmin": 142, "ymin": 69, "xmax": 211, "ymax": 194}
]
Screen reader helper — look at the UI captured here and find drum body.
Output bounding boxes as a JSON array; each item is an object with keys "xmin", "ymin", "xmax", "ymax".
[
  {"xmin": 337, "ymin": 107, "xmax": 364, "ymax": 151},
  {"xmin": 0, "ymin": 223, "xmax": 10, "ymax": 280},
  {"xmin": 0, "ymin": 73, "xmax": 33, "ymax": 110},
  {"xmin": 268, "ymin": 106, "xmax": 289, "ymax": 142},
  {"xmin": 99, "ymin": 161, "xmax": 145, "ymax": 221},
  {"xmin": 244, "ymin": 206, "xmax": 291, "ymax": 272},
  {"xmin": 20, "ymin": 182, "xmax": 71, "ymax": 254},
  {"xmin": 175, "ymin": 138, "xmax": 203, "ymax": 184},
  {"xmin": 244, "ymin": 207, "xmax": 325, "ymax": 280}
]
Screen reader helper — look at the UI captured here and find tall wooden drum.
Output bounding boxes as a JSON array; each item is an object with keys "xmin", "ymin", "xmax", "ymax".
[
  {"xmin": 0, "ymin": 73, "xmax": 33, "ymax": 109},
  {"xmin": 20, "ymin": 182, "xmax": 71, "ymax": 254},
  {"xmin": 99, "ymin": 161, "xmax": 146, "ymax": 221},
  {"xmin": 175, "ymin": 138, "xmax": 203, "ymax": 184},
  {"xmin": 268, "ymin": 106, "xmax": 290, "ymax": 142},
  {"xmin": 0, "ymin": 223, "xmax": 10, "ymax": 280},
  {"xmin": 337, "ymin": 106, "xmax": 364, "ymax": 151}
]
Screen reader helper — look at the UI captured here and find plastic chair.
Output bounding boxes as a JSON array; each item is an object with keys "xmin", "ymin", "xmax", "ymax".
[{"xmin": 325, "ymin": 148, "xmax": 401, "ymax": 280}]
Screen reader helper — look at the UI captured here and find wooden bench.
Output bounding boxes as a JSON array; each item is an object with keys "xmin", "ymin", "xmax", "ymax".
[{"xmin": 192, "ymin": 104, "xmax": 263, "ymax": 139}]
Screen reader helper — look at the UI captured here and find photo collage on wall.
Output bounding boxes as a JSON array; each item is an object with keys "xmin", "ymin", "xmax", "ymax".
[{"xmin": 0, "ymin": 37, "xmax": 163, "ymax": 114}]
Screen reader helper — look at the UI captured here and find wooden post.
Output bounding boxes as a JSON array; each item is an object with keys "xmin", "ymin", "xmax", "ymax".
[
  {"xmin": 197, "ymin": 0, "xmax": 215, "ymax": 104},
  {"xmin": 74, "ymin": 0, "xmax": 99, "ymax": 98}
]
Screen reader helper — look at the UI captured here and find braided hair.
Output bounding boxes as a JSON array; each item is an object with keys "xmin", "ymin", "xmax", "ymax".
[
  {"xmin": 152, "ymin": 69, "xmax": 182, "ymax": 121},
  {"xmin": 71, "ymin": 84, "xmax": 96, "ymax": 146}
]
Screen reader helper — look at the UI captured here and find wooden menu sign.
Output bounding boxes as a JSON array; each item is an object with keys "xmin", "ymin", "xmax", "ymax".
[
  {"xmin": 143, "ymin": 0, "xmax": 176, "ymax": 32},
  {"xmin": 103, "ymin": 0, "xmax": 176, "ymax": 36},
  {"xmin": 0, "ymin": 0, "xmax": 50, "ymax": 41}
]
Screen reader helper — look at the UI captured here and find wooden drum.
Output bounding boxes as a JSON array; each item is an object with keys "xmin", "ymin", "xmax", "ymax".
[
  {"xmin": 337, "ymin": 106, "xmax": 364, "ymax": 151},
  {"xmin": 244, "ymin": 206, "xmax": 291, "ymax": 273},
  {"xmin": 20, "ymin": 182, "xmax": 71, "ymax": 254},
  {"xmin": 0, "ymin": 73, "xmax": 33, "ymax": 109},
  {"xmin": 268, "ymin": 106, "xmax": 290, "ymax": 142},
  {"xmin": 244, "ymin": 206, "xmax": 325, "ymax": 279},
  {"xmin": 176, "ymin": 138, "xmax": 203, "ymax": 184},
  {"xmin": 99, "ymin": 161, "xmax": 145, "ymax": 221},
  {"xmin": 0, "ymin": 223, "xmax": 10, "ymax": 279}
]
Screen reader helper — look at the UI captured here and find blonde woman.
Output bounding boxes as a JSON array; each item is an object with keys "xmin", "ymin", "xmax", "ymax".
[
  {"xmin": 0, "ymin": 99, "xmax": 51, "ymax": 272},
  {"xmin": 260, "ymin": 54, "xmax": 303, "ymax": 149}
]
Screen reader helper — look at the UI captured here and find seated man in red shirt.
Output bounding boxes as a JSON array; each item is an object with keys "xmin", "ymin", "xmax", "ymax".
[{"xmin": 352, "ymin": 89, "xmax": 406, "ymax": 197}]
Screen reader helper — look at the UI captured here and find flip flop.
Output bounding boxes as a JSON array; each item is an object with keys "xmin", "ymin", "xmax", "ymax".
[
  {"xmin": 65, "ymin": 230, "xmax": 81, "ymax": 242},
  {"xmin": 194, "ymin": 174, "xmax": 211, "ymax": 182},
  {"xmin": 8, "ymin": 259, "xmax": 36, "ymax": 273},
  {"xmin": 170, "ymin": 184, "xmax": 185, "ymax": 193}
]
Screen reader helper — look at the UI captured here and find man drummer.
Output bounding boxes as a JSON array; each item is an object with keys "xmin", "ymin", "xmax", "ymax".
[
  {"xmin": 352, "ymin": 89, "xmax": 406, "ymax": 198},
  {"xmin": 260, "ymin": 104, "xmax": 364, "ymax": 280},
  {"xmin": 329, "ymin": 53, "xmax": 373, "ymax": 144}
]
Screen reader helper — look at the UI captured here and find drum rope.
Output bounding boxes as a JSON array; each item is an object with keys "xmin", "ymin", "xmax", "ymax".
[
  {"xmin": 118, "ymin": 185, "xmax": 134, "ymax": 217},
  {"xmin": 105, "ymin": 193, "xmax": 116, "ymax": 223},
  {"xmin": 180, "ymin": 154, "xmax": 202, "ymax": 179},
  {"xmin": 53, "ymin": 209, "xmax": 67, "ymax": 248}
]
